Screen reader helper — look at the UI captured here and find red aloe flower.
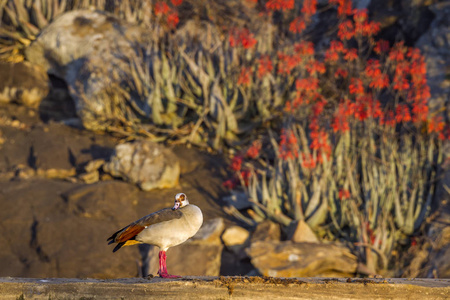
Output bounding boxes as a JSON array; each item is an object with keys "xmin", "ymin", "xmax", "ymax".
[
  {"xmin": 171, "ymin": 0, "xmax": 183, "ymax": 6},
  {"xmin": 411, "ymin": 101, "xmax": 429, "ymax": 123},
  {"xmin": 369, "ymin": 73, "xmax": 389, "ymax": 89},
  {"xmin": 325, "ymin": 41, "xmax": 345, "ymax": 62},
  {"xmin": 279, "ymin": 129, "xmax": 299, "ymax": 160},
  {"xmin": 266, "ymin": 0, "xmax": 294, "ymax": 11},
  {"xmin": 166, "ymin": 12, "xmax": 179, "ymax": 28},
  {"xmin": 338, "ymin": 20, "xmax": 355, "ymax": 40},
  {"xmin": 374, "ymin": 40, "xmax": 390, "ymax": 54},
  {"xmin": 365, "ymin": 59, "xmax": 389, "ymax": 89},
  {"xmin": 339, "ymin": 189, "xmax": 350, "ymax": 200},
  {"xmin": 240, "ymin": 169, "xmax": 252, "ymax": 186},
  {"xmin": 294, "ymin": 42, "xmax": 315, "ymax": 56},
  {"xmin": 310, "ymin": 129, "xmax": 332, "ymax": 163},
  {"xmin": 395, "ymin": 104, "xmax": 411, "ymax": 123},
  {"xmin": 428, "ymin": 116, "xmax": 445, "ymax": 134},
  {"xmin": 246, "ymin": 140, "xmax": 262, "ymax": 159},
  {"xmin": 353, "ymin": 8, "xmax": 368, "ymax": 23},
  {"xmin": 330, "ymin": 0, "xmax": 353, "ymax": 16},
  {"xmin": 325, "ymin": 49, "xmax": 339, "ymax": 62},
  {"xmin": 154, "ymin": 2, "xmax": 170, "ymax": 16},
  {"xmin": 238, "ymin": 67, "xmax": 252, "ymax": 86},
  {"xmin": 296, "ymin": 78, "xmax": 319, "ymax": 93},
  {"xmin": 393, "ymin": 62, "xmax": 410, "ymax": 91},
  {"xmin": 349, "ymin": 78, "xmax": 364, "ymax": 95},
  {"xmin": 277, "ymin": 52, "xmax": 299, "ymax": 75},
  {"xmin": 312, "ymin": 99, "xmax": 326, "ymax": 116},
  {"xmin": 332, "ymin": 101, "xmax": 351, "ymax": 132},
  {"xmin": 330, "ymin": 40, "xmax": 345, "ymax": 52},
  {"xmin": 301, "ymin": 0, "xmax": 317, "ymax": 18},
  {"xmin": 365, "ymin": 59, "xmax": 381, "ymax": 77},
  {"xmin": 230, "ymin": 155, "xmax": 243, "ymax": 171},
  {"xmin": 361, "ymin": 21, "xmax": 380, "ymax": 37},
  {"xmin": 301, "ymin": 152, "xmax": 317, "ymax": 169},
  {"xmin": 334, "ymin": 68, "xmax": 348, "ymax": 78},
  {"xmin": 439, "ymin": 125, "xmax": 450, "ymax": 141},
  {"xmin": 409, "ymin": 57, "xmax": 427, "ymax": 85},
  {"xmin": 344, "ymin": 48, "xmax": 358, "ymax": 61},
  {"xmin": 332, "ymin": 115, "xmax": 350, "ymax": 133},
  {"xmin": 229, "ymin": 28, "xmax": 257, "ymax": 49},
  {"xmin": 306, "ymin": 60, "xmax": 326, "ymax": 75},
  {"xmin": 257, "ymin": 55, "xmax": 273, "ymax": 78},
  {"xmin": 289, "ymin": 16, "xmax": 306, "ymax": 34},
  {"xmin": 379, "ymin": 110, "xmax": 396, "ymax": 127},
  {"xmin": 223, "ymin": 178, "xmax": 238, "ymax": 190},
  {"xmin": 290, "ymin": 77, "xmax": 321, "ymax": 109},
  {"xmin": 389, "ymin": 42, "xmax": 407, "ymax": 62}
]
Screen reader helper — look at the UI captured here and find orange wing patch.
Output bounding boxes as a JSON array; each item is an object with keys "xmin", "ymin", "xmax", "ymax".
[{"xmin": 115, "ymin": 224, "xmax": 145, "ymax": 243}]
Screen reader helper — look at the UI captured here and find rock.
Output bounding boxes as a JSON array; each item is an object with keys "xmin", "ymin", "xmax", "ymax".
[
  {"xmin": 0, "ymin": 61, "xmax": 49, "ymax": 107},
  {"xmin": 251, "ymin": 220, "xmax": 281, "ymax": 243},
  {"xmin": 84, "ymin": 159, "xmax": 105, "ymax": 173},
  {"xmin": 286, "ymin": 220, "xmax": 319, "ymax": 243},
  {"xmin": 167, "ymin": 242, "xmax": 223, "ymax": 276},
  {"xmin": 14, "ymin": 164, "xmax": 36, "ymax": 179},
  {"xmin": 25, "ymin": 9, "xmax": 149, "ymax": 130},
  {"xmin": 222, "ymin": 226, "xmax": 250, "ymax": 247},
  {"xmin": 78, "ymin": 170, "xmax": 100, "ymax": 184},
  {"xmin": 247, "ymin": 240, "xmax": 357, "ymax": 277},
  {"xmin": 416, "ymin": 154, "xmax": 450, "ymax": 278},
  {"xmin": 0, "ymin": 113, "xmax": 116, "ymax": 174},
  {"xmin": 103, "ymin": 140, "xmax": 180, "ymax": 191},
  {"xmin": 415, "ymin": 2, "xmax": 450, "ymax": 116},
  {"xmin": 413, "ymin": 3, "xmax": 450, "ymax": 278},
  {"xmin": 38, "ymin": 168, "xmax": 77, "ymax": 179},
  {"xmin": 190, "ymin": 217, "xmax": 225, "ymax": 245},
  {"xmin": 79, "ymin": 159, "xmax": 105, "ymax": 184},
  {"xmin": 0, "ymin": 179, "xmax": 140, "ymax": 278},
  {"xmin": 369, "ymin": 0, "xmax": 435, "ymax": 43},
  {"xmin": 223, "ymin": 191, "xmax": 252, "ymax": 210},
  {"xmin": 222, "ymin": 226, "xmax": 250, "ymax": 257}
]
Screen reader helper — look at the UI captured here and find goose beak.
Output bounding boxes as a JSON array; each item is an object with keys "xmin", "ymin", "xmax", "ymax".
[{"xmin": 172, "ymin": 202, "xmax": 180, "ymax": 210}]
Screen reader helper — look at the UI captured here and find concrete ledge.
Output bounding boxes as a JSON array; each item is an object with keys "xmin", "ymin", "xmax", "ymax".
[{"xmin": 0, "ymin": 277, "xmax": 449, "ymax": 299}]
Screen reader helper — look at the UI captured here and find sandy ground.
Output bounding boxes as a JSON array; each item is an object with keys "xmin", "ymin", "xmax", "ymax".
[{"xmin": 0, "ymin": 276, "xmax": 449, "ymax": 299}]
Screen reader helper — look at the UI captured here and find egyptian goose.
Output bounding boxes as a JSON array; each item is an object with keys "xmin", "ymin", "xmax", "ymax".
[{"xmin": 107, "ymin": 193, "xmax": 203, "ymax": 278}]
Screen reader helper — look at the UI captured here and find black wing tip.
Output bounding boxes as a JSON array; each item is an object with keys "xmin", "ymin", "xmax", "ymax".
[{"xmin": 112, "ymin": 242, "xmax": 125, "ymax": 252}]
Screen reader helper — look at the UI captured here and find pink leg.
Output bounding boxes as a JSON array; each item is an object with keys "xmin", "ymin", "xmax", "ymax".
[{"xmin": 157, "ymin": 251, "xmax": 181, "ymax": 279}]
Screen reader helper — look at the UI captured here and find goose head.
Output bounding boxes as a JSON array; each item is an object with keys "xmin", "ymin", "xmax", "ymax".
[{"xmin": 172, "ymin": 193, "xmax": 189, "ymax": 210}]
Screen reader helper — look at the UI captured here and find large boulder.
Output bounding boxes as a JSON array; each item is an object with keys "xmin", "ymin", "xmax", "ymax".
[
  {"xmin": 25, "ymin": 9, "xmax": 148, "ymax": 130},
  {"xmin": 415, "ymin": 2, "xmax": 450, "ymax": 115},
  {"xmin": 0, "ymin": 179, "xmax": 140, "ymax": 278},
  {"xmin": 286, "ymin": 220, "xmax": 319, "ymax": 243},
  {"xmin": 247, "ymin": 240, "xmax": 357, "ymax": 278},
  {"xmin": 103, "ymin": 140, "xmax": 180, "ymax": 191},
  {"xmin": 251, "ymin": 220, "xmax": 281, "ymax": 243},
  {"xmin": 412, "ymin": 2, "xmax": 450, "ymax": 279}
]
